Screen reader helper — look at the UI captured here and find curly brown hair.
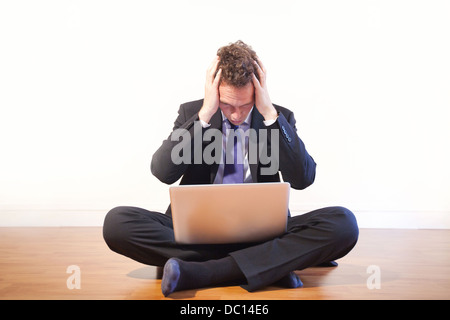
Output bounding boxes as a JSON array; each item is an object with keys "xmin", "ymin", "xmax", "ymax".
[{"xmin": 216, "ymin": 40, "xmax": 259, "ymax": 87}]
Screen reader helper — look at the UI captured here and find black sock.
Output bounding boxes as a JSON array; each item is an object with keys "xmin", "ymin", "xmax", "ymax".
[
  {"xmin": 274, "ymin": 272, "xmax": 303, "ymax": 288},
  {"xmin": 181, "ymin": 256, "xmax": 245, "ymax": 288},
  {"xmin": 161, "ymin": 256, "xmax": 245, "ymax": 296}
]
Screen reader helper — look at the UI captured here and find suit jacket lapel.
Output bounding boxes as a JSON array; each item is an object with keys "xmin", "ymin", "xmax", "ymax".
[{"xmin": 250, "ymin": 107, "xmax": 265, "ymax": 182}]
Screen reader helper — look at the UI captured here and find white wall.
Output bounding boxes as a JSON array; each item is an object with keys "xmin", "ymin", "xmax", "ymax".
[{"xmin": 1, "ymin": 0, "xmax": 449, "ymax": 228}]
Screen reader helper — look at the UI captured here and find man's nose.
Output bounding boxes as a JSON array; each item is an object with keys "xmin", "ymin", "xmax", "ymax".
[{"xmin": 232, "ymin": 108, "xmax": 242, "ymax": 117}]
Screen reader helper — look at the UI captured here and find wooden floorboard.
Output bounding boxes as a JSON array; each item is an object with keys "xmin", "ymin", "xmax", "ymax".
[{"xmin": 0, "ymin": 227, "xmax": 449, "ymax": 300}]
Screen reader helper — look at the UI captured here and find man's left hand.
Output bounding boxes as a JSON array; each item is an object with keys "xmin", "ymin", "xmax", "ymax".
[{"xmin": 252, "ymin": 59, "xmax": 278, "ymax": 121}]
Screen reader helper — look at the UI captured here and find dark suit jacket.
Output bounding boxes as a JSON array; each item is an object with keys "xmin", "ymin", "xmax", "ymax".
[{"xmin": 151, "ymin": 99, "xmax": 316, "ymax": 216}]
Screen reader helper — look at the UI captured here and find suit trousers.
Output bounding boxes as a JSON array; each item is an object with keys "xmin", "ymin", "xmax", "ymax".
[{"xmin": 103, "ymin": 206, "xmax": 358, "ymax": 292}]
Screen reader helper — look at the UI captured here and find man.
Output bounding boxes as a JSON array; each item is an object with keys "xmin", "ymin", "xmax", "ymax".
[{"xmin": 103, "ymin": 41, "xmax": 359, "ymax": 296}]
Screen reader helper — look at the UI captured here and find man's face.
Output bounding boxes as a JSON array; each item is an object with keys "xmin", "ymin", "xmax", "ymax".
[{"xmin": 218, "ymin": 82, "xmax": 254, "ymax": 126}]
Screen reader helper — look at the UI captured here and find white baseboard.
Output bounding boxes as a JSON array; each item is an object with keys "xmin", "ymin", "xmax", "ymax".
[{"xmin": 0, "ymin": 205, "xmax": 449, "ymax": 229}]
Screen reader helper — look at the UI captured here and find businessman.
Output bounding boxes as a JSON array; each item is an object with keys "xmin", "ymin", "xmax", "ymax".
[{"xmin": 103, "ymin": 41, "xmax": 359, "ymax": 296}]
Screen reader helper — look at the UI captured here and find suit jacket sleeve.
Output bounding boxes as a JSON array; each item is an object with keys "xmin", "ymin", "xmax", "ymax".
[
  {"xmin": 150, "ymin": 101, "xmax": 201, "ymax": 184},
  {"xmin": 269, "ymin": 106, "xmax": 316, "ymax": 190}
]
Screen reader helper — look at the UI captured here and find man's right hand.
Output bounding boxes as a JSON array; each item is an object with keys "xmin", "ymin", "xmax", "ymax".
[{"xmin": 198, "ymin": 56, "xmax": 222, "ymax": 124}]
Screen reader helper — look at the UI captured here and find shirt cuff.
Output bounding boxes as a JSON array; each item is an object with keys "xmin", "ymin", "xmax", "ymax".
[
  {"xmin": 199, "ymin": 119, "xmax": 211, "ymax": 128},
  {"xmin": 263, "ymin": 117, "xmax": 278, "ymax": 127}
]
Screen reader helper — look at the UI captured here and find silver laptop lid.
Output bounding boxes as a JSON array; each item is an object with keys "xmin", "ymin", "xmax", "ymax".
[{"xmin": 169, "ymin": 182, "xmax": 290, "ymax": 244}]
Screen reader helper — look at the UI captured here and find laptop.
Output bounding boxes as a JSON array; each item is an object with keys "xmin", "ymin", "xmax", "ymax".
[{"xmin": 169, "ymin": 182, "xmax": 290, "ymax": 244}]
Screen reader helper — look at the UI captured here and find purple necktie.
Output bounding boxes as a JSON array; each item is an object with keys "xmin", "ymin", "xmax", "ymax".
[{"xmin": 222, "ymin": 123, "xmax": 244, "ymax": 184}]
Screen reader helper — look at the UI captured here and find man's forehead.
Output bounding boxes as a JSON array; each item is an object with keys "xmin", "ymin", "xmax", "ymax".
[{"xmin": 219, "ymin": 83, "xmax": 254, "ymax": 107}]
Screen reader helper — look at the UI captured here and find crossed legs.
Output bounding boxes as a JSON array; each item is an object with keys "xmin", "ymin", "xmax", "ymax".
[{"xmin": 103, "ymin": 206, "xmax": 358, "ymax": 295}]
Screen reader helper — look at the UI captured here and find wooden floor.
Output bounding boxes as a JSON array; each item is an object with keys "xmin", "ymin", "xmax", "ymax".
[{"xmin": 0, "ymin": 227, "xmax": 449, "ymax": 300}]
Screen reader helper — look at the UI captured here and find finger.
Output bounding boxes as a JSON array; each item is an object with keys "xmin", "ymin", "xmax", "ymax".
[
  {"xmin": 213, "ymin": 68, "xmax": 222, "ymax": 87},
  {"xmin": 253, "ymin": 60, "xmax": 265, "ymax": 86},
  {"xmin": 256, "ymin": 58, "xmax": 266, "ymax": 74},
  {"xmin": 251, "ymin": 72, "xmax": 261, "ymax": 89},
  {"xmin": 207, "ymin": 56, "xmax": 220, "ymax": 81},
  {"xmin": 206, "ymin": 57, "xmax": 219, "ymax": 81},
  {"xmin": 208, "ymin": 55, "xmax": 219, "ymax": 69}
]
